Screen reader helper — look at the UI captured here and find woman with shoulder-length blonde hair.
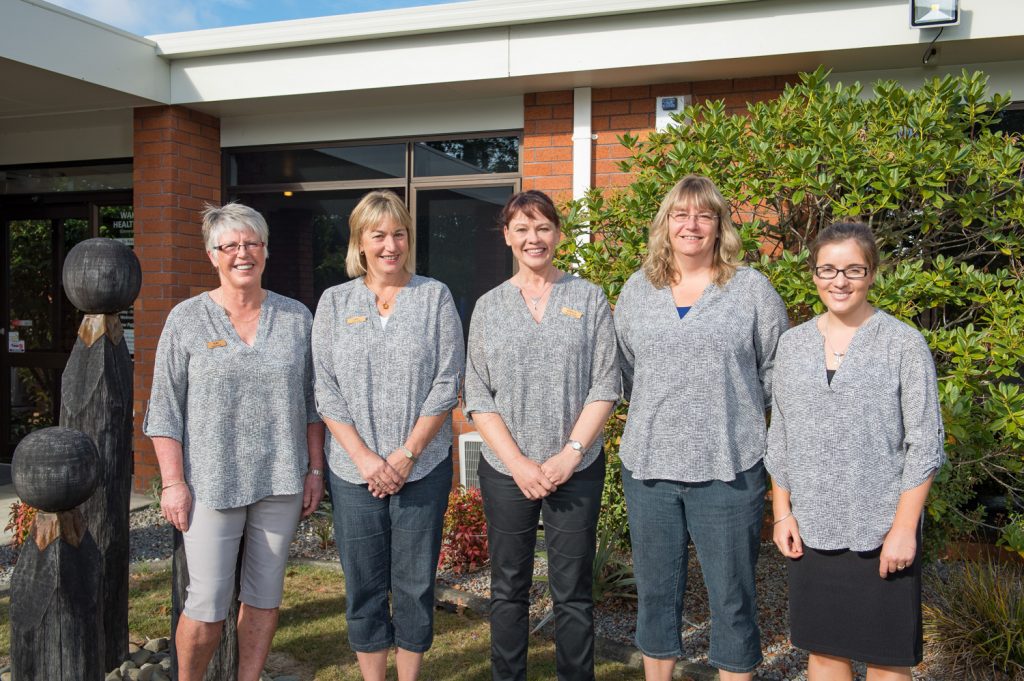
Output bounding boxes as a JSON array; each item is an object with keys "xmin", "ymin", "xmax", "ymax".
[
  {"xmin": 615, "ymin": 174, "xmax": 788, "ymax": 681},
  {"xmin": 312, "ymin": 190, "xmax": 464, "ymax": 681}
]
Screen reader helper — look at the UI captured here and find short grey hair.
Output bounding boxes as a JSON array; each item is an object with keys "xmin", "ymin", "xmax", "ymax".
[{"xmin": 201, "ymin": 202, "xmax": 270, "ymax": 255}]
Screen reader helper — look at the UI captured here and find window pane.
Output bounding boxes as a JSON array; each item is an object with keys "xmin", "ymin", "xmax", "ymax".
[
  {"xmin": 9, "ymin": 367, "xmax": 59, "ymax": 453},
  {"xmin": 0, "ymin": 163, "xmax": 132, "ymax": 194},
  {"xmin": 415, "ymin": 185, "xmax": 514, "ymax": 339},
  {"xmin": 9, "ymin": 219, "xmax": 55, "ymax": 351},
  {"xmin": 230, "ymin": 145, "xmax": 406, "ymax": 185},
  {"xmin": 99, "ymin": 205, "xmax": 136, "ymax": 356},
  {"xmin": 235, "ymin": 189, "xmax": 406, "ymax": 311},
  {"xmin": 414, "ymin": 137, "xmax": 519, "ymax": 176}
]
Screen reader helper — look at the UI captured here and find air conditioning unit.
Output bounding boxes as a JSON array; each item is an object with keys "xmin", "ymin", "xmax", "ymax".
[{"xmin": 458, "ymin": 431, "xmax": 484, "ymax": 489}]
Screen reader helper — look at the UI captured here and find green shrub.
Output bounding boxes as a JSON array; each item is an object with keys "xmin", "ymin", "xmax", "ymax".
[
  {"xmin": 557, "ymin": 67, "xmax": 1024, "ymax": 552},
  {"xmin": 924, "ymin": 560, "xmax": 1024, "ymax": 679}
]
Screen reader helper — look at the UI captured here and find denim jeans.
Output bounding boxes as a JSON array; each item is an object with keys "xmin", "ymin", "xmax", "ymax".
[
  {"xmin": 479, "ymin": 454, "xmax": 604, "ymax": 681},
  {"xmin": 622, "ymin": 460, "xmax": 765, "ymax": 674},
  {"xmin": 329, "ymin": 455, "xmax": 451, "ymax": 653}
]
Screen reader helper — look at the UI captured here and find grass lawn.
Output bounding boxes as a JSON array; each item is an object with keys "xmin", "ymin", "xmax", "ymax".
[{"xmin": 0, "ymin": 563, "xmax": 646, "ymax": 680}]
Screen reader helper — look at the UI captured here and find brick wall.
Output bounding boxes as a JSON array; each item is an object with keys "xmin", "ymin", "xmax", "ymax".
[
  {"xmin": 131, "ymin": 106, "xmax": 221, "ymax": 491},
  {"xmin": 522, "ymin": 90, "xmax": 575, "ymax": 204}
]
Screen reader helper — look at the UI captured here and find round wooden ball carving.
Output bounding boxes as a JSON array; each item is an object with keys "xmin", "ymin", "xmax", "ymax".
[
  {"xmin": 62, "ymin": 238, "xmax": 142, "ymax": 313},
  {"xmin": 12, "ymin": 427, "xmax": 99, "ymax": 512}
]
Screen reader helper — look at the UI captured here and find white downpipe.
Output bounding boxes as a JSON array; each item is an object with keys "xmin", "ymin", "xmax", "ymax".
[{"xmin": 572, "ymin": 86, "xmax": 593, "ymax": 250}]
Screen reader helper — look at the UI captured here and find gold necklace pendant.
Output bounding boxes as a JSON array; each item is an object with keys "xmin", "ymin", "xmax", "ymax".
[{"xmin": 382, "ymin": 300, "xmax": 390, "ymax": 310}]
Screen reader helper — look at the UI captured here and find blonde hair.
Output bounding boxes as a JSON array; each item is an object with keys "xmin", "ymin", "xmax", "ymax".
[
  {"xmin": 345, "ymin": 190, "xmax": 416, "ymax": 278},
  {"xmin": 642, "ymin": 175, "xmax": 743, "ymax": 288}
]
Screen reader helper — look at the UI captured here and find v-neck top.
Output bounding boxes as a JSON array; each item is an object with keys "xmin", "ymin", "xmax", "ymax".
[
  {"xmin": 463, "ymin": 275, "xmax": 621, "ymax": 475},
  {"xmin": 614, "ymin": 266, "xmax": 789, "ymax": 482},
  {"xmin": 312, "ymin": 275, "xmax": 465, "ymax": 484},
  {"xmin": 764, "ymin": 310, "xmax": 946, "ymax": 551},
  {"xmin": 143, "ymin": 290, "xmax": 320, "ymax": 509}
]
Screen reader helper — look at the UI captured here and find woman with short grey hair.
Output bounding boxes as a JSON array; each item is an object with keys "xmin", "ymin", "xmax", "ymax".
[
  {"xmin": 312, "ymin": 190, "xmax": 464, "ymax": 681},
  {"xmin": 615, "ymin": 175, "xmax": 788, "ymax": 681},
  {"xmin": 145, "ymin": 202, "xmax": 325, "ymax": 681}
]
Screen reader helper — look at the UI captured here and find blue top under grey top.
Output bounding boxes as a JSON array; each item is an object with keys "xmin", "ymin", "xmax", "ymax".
[
  {"xmin": 764, "ymin": 310, "xmax": 946, "ymax": 551},
  {"xmin": 614, "ymin": 266, "xmax": 789, "ymax": 482},
  {"xmin": 312, "ymin": 275, "xmax": 465, "ymax": 485},
  {"xmin": 143, "ymin": 291, "xmax": 320, "ymax": 510},
  {"xmin": 463, "ymin": 274, "xmax": 621, "ymax": 475}
]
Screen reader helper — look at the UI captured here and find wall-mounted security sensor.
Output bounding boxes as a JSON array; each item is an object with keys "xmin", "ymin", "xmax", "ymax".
[
  {"xmin": 656, "ymin": 95, "xmax": 691, "ymax": 131},
  {"xmin": 910, "ymin": 0, "xmax": 959, "ymax": 28}
]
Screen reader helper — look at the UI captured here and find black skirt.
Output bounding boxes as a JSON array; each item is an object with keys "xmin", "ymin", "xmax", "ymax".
[{"xmin": 787, "ymin": 541, "xmax": 922, "ymax": 667}]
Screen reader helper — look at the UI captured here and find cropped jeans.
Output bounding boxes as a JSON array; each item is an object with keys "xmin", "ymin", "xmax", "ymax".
[
  {"xmin": 623, "ymin": 460, "xmax": 766, "ymax": 674},
  {"xmin": 479, "ymin": 454, "xmax": 604, "ymax": 681},
  {"xmin": 329, "ymin": 455, "xmax": 451, "ymax": 653}
]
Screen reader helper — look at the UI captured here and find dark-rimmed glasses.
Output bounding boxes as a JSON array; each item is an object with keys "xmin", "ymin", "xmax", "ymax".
[{"xmin": 813, "ymin": 265, "xmax": 870, "ymax": 280}]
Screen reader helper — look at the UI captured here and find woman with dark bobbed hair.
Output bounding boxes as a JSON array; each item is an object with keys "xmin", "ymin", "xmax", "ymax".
[
  {"xmin": 615, "ymin": 175, "xmax": 788, "ymax": 681},
  {"xmin": 312, "ymin": 190, "xmax": 464, "ymax": 681},
  {"xmin": 146, "ymin": 202, "xmax": 325, "ymax": 681},
  {"xmin": 767, "ymin": 222, "xmax": 945, "ymax": 681},
  {"xmin": 464, "ymin": 189, "xmax": 620, "ymax": 681}
]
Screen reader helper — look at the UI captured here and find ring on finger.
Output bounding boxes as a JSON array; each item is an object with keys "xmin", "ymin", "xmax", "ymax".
[{"xmin": 897, "ymin": 563, "xmax": 906, "ymax": 570}]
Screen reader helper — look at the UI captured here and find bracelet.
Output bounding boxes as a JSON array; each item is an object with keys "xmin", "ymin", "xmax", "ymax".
[
  {"xmin": 307, "ymin": 467, "xmax": 323, "ymax": 478},
  {"xmin": 400, "ymin": 445, "xmax": 419, "ymax": 463},
  {"xmin": 773, "ymin": 512, "xmax": 793, "ymax": 525},
  {"xmin": 161, "ymin": 480, "xmax": 186, "ymax": 491}
]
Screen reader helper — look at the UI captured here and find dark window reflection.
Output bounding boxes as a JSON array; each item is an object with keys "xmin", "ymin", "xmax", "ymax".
[
  {"xmin": 231, "ymin": 145, "xmax": 405, "ymax": 185},
  {"xmin": 414, "ymin": 137, "xmax": 519, "ymax": 176}
]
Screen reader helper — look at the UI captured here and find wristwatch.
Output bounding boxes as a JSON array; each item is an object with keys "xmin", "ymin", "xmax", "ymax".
[
  {"xmin": 307, "ymin": 467, "xmax": 323, "ymax": 478},
  {"xmin": 400, "ymin": 445, "xmax": 419, "ymax": 463},
  {"xmin": 567, "ymin": 440, "xmax": 584, "ymax": 454}
]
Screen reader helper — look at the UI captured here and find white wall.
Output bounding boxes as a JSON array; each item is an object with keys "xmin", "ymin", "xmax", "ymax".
[{"xmin": 0, "ymin": 109, "xmax": 133, "ymax": 165}]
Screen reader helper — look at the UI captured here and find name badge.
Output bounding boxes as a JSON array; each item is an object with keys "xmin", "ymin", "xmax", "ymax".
[
  {"xmin": 561, "ymin": 307, "xmax": 583, "ymax": 319},
  {"xmin": 207, "ymin": 339, "xmax": 227, "ymax": 349},
  {"xmin": 346, "ymin": 315, "xmax": 368, "ymax": 325}
]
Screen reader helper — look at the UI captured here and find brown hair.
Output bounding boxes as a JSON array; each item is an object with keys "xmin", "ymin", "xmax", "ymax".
[
  {"xmin": 809, "ymin": 222, "xmax": 880, "ymax": 273},
  {"xmin": 499, "ymin": 190, "xmax": 561, "ymax": 229},
  {"xmin": 642, "ymin": 174, "xmax": 743, "ymax": 288},
  {"xmin": 345, "ymin": 190, "xmax": 416, "ymax": 278}
]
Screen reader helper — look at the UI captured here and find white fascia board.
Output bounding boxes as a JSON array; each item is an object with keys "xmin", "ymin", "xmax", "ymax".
[
  {"xmin": 508, "ymin": 0, "xmax": 1024, "ymax": 78},
  {"xmin": 169, "ymin": 28, "xmax": 510, "ymax": 104},
  {"xmin": 2, "ymin": 0, "xmax": 169, "ymax": 103},
  {"xmin": 220, "ymin": 95, "xmax": 523, "ymax": 148},
  {"xmin": 833, "ymin": 58, "xmax": 1024, "ymax": 101},
  {"xmin": 150, "ymin": 0, "xmax": 754, "ymax": 58}
]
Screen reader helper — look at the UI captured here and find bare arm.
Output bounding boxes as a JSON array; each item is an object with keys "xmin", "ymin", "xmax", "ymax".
[
  {"xmin": 153, "ymin": 436, "xmax": 191, "ymax": 532},
  {"xmin": 540, "ymin": 399, "xmax": 615, "ymax": 486},
  {"xmin": 770, "ymin": 481, "xmax": 803, "ymax": 559},
  {"xmin": 322, "ymin": 416, "xmax": 403, "ymax": 498},
  {"xmin": 384, "ymin": 412, "xmax": 450, "ymax": 487},
  {"xmin": 472, "ymin": 412, "xmax": 556, "ymax": 500},
  {"xmin": 301, "ymin": 421, "xmax": 326, "ymax": 517},
  {"xmin": 878, "ymin": 475, "xmax": 933, "ymax": 578}
]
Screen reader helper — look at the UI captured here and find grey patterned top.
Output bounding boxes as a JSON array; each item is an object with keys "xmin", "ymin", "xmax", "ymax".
[
  {"xmin": 765, "ymin": 310, "xmax": 946, "ymax": 551},
  {"xmin": 464, "ymin": 275, "xmax": 621, "ymax": 474},
  {"xmin": 615, "ymin": 267, "xmax": 788, "ymax": 482},
  {"xmin": 143, "ymin": 291, "xmax": 320, "ymax": 510},
  {"xmin": 312, "ymin": 275, "xmax": 464, "ymax": 484}
]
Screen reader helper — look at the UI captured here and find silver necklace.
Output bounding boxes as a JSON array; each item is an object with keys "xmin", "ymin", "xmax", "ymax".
[
  {"xmin": 523, "ymin": 279, "xmax": 553, "ymax": 310},
  {"xmin": 823, "ymin": 317, "xmax": 847, "ymax": 367}
]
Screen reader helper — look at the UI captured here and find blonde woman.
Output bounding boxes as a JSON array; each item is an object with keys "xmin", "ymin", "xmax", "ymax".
[
  {"xmin": 614, "ymin": 175, "xmax": 788, "ymax": 680},
  {"xmin": 312, "ymin": 190, "xmax": 464, "ymax": 681}
]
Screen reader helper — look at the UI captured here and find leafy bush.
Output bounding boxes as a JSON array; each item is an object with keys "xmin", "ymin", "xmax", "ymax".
[
  {"xmin": 591, "ymin": 522, "xmax": 637, "ymax": 604},
  {"xmin": 439, "ymin": 486, "xmax": 489, "ymax": 574},
  {"xmin": 557, "ymin": 67, "xmax": 1024, "ymax": 551},
  {"xmin": 5, "ymin": 500, "xmax": 37, "ymax": 549},
  {"xmin": 924, "ymin": 561, "xmax": 1024, "ymax": 679}
]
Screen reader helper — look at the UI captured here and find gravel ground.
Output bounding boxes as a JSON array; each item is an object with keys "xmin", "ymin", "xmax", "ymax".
[{"xmin": 0, "ymin": 506, "xmax": 948, "ymax": 680}]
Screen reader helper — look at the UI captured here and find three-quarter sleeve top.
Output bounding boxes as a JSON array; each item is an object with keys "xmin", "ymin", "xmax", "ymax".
[
  {"xmin": 463, "ymin": 275, "xmax": 621, "ymax": 475},
  {"xmin": 312, "ymin": 275, "xmax": 464, "ymax": 485},
  {"xmin": 143, "ymin": 291, "xmax": 320, "ymax": 510},
  {"xmin": 764, "ymin": 310, "xmax": 946, "ymax": 551},
  {"xmin": 614, "ymin": 266, "xmax": 788, "ymax": 482}
]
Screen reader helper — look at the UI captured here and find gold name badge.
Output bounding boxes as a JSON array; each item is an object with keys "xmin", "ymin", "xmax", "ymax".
[
  {"xmin": 346, "ymin": 315, "xmax": 368, "ymax": 325},
  {"xmin": 561, "ymin": 307, "xmax": 583, "ymax": 319},
  {"xmin": 207, "ymin": 339, "xmax": 227, "ymax": 349}
]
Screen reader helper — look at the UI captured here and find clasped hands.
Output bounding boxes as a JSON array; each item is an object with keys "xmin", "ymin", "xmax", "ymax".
[
  {"xmin": 509, "ymin": 445, "xmax": 582, "ymax": 500},
  {"xmin": 357, "ymin": 448, "xmax": 416, "ymax": 498}
]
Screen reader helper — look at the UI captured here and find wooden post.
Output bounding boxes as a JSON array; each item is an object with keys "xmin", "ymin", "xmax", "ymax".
[
  {"xmin": 10, "ymin": 427, "xmax": 104, "ymax": 680},
  {"xmin": 60, "ymin": 237, "xmax": 141, "ymax": 671}
]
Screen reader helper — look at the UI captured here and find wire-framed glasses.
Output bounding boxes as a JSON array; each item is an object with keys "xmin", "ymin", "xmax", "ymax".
[
  {"xmin": 668, "ymin": 212, "xmax": 718, "ymax": 227},
  {"xmin": 214, "ymin": 241, "xmax": 265, "ymax": 254}
]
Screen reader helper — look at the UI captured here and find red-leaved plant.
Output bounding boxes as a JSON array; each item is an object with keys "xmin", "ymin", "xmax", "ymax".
[
  {"xmin": 438, "ymin": 486, "xmax": 488, "ymax": 574},
  {"xmin": 5, "ymin": 500, "xmax": 38, "ymax": 549}
]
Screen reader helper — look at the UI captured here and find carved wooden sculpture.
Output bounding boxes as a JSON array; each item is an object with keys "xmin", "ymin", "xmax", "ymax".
[
  {"xmin": 60, "ymin": 237, "xmax": 141, "ymax": 671},
  {"xmin": 10, "ymin": 427, "xmax": 103, "ymax": 680}
]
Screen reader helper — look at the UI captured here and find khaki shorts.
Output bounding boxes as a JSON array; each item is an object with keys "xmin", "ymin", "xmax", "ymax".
[{"xmin": 182, "ymin": 493, "xmax": 303, "ymax": 622}]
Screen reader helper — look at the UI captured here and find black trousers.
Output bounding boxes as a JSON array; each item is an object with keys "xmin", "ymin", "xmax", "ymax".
[{"xmin": 479, "ymin": 455, "xmax": 604, "ymax": 681}]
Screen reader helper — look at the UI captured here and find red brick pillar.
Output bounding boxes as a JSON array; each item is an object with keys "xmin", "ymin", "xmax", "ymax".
[
  {"xmin": 131, "ymin": 106, "xmax": 221, "ymax": 492},
  {"xmin": 522, "ymin": 90, "xmax": 575, "ymax": 204}
]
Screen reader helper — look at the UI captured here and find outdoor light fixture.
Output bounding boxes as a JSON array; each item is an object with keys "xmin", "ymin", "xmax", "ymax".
[{"xmin": 910, "ymin": 0, "xmax": 959, "ymax": 28}]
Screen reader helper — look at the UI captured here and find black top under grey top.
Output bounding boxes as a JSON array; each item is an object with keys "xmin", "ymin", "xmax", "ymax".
[
  {"xmin": 143, "ymin": 291, "xmax": 320, "ymax": 510},
  {"xmin": 463, "ymin": 275, "xmax": 621, "ymax": 475},
  {"xmin": 614, "ymin": 266, "xmax": 789, "ymax": 482},
  {"xmin": 765, "ymin": 310, "xmax": 946, "ymax": 551},
  {"xmin": 312, "ymin": 275, "xmax": 465, "ymax": 485}
]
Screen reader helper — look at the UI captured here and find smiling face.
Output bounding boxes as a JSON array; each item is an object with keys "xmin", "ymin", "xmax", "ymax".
[
  {"xmin": 504, "ymin": 209, "xmax": 560, "ymax": 272},
  {"xmin": 207, "ymin": 226, "xmax": 266, "ymax": 291},
  {"xmin": 668, "ymin": 201, "xmax": 719, "ymax": 265},
  {"xmin": 360, "ymin": 215, "xmax": 409, "ymax": 281},
  {"xmin": 813, "ymin": 238, "xmax": 876, "ymax": 319}
]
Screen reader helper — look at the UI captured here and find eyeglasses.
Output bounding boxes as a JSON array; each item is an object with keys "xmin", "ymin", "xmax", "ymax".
[
  {"xmin": 214, "ymin": 241, "xmax": 265, "ymax": 254},
  {"xmin": 813, "ymin": 265, "xmax": 870, "ymax": 280},
  {"xmin": 669, "ymin": 212, "xmax": 718, "ymax": 227}
]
